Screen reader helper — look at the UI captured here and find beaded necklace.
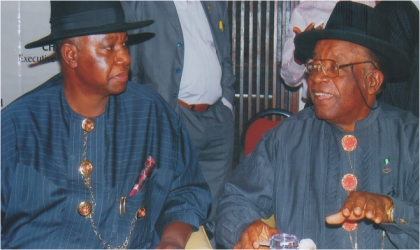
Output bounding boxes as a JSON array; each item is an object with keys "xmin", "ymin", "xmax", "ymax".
[
  {"xmin": 340, "ymin": 135, "xmax": 386, "ymax": 250},
  {"xmin": 79, "ymin": 117, "xmax": 138, "ymax": 249}
]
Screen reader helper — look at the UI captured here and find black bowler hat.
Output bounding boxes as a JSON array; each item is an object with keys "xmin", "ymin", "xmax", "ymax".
[
  {"xmin": 294, "ymin": 1, "xmax": 410, "ymax": 81},
  {"xmin": 25, "ymin": 1, "xmax": 153, "ymax": 49}
]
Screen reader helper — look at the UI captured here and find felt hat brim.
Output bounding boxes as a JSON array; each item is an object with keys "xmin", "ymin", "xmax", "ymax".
[
  {"xmin": 25, "ymin": 20, "xmax": 153, "ymax": 49},
  {"xmin": 295, "ymin": 29, "xmax": 410, "ymax": 81},
  {"xmin": 294, "ymin": 1, "xmax": 410, "ymax": 81}
]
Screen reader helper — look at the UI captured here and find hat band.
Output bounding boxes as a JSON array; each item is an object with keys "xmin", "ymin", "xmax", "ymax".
[{"xmin": 50, "ymin": 8, "xmax": 125, "ymax": 34}]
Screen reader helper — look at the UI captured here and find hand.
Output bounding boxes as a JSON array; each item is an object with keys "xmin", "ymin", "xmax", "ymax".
[
  {"xmin": 293, "ymin": 22, "xmax": 324, "ymax": 65},
  {"xmin": 293, "ymin": 21, "xmax": 324, "ymax": 36},
  {"xmin": 155, "ymin": 222, "xmax": 193, "ymax": 249},
  {"xmin": 326, "ymin": 191, "xmax": 394, "ymax": 225},
  {"xmin": 155, "ymin": 241, "xmax": 183, "ymax": 249},
  {"xmin": 234, "ymin": 220, "xmax": 280, "ymax": 249}
]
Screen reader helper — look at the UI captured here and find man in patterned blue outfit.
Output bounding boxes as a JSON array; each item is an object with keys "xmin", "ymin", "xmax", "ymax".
[
  {"xmin": 1, "ymin": 1, "xmax": 211, "ymax": 248},
  {"xmin": 216, "ymin": 2, "xmax": 418, "ymax": 249}
]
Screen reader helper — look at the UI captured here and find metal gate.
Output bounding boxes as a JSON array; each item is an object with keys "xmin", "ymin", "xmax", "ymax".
[{"xmin": 228, "ymin": 0, "xmax": 300, "ymax": 165}]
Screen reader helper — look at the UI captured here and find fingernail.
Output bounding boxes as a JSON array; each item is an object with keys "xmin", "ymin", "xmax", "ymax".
[{"xmin": 343, "ymin": 208, "xmax": 350, "ymax": 215}]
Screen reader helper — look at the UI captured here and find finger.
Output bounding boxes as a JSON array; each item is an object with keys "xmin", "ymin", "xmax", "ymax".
[
  {"xmin": 236, "ymin": 230, "xmax": 252, "ymax": 249},
  {"xmin": 252, "ymin": 224, "xmax": 270, "ymax": 249},
  {"xmin": 304, "ymin": 22, "xmax": 315, "ymax": 32},
  {"xmin": 293, "ymin": 26, "xmax": 302, "ymax": 35},
  {"xmin": 255, "ymin": 228, "xmax": 281, "ymax": 248},
  {"xmin": 253, "ymin": 241, "xmax": 259, "ymax": 249},
  {"xmin": 326, "ymin": 211, "xmax": 346, "ymax": 225},
  {"xmin": 252, "ymin": 226, "xmax": 280, "ymax": 248},
  {"xmin": 373, "ymin": 203, "xmax": 386, "ymax": 224},
  {"xmin": 249, "ymin": 227, "xmax": 263, "ymax": 249},
  {"xmin": 364, "ymin": 198, "xmax": 376, "ymax": 220},
  {"xmin": 235, "ymin": 238, "xmax": 254, "ymax": 249},
  {"xmin": 244, "ymin": 223, "xmax": 265, "ymax": 249},
  {"xmin": 268, "ymin": 227, "xmax": 281, "ymax": 236},
  {"xmin": 341, "ymin": 200, "xmax": 355, "ymax": 217},
  {"xmin": 353, "ymin": 194, "xmax": 367, "ymax": 217}
]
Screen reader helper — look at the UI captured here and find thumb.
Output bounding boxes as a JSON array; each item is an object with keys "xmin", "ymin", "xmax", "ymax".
[
  {"xmin": 293, "ymin": 26, "xmax": 302, "ymax": 35},
  {"xmin": 326, "ymin": 211, "xmax": 346, "ymax": 225}
]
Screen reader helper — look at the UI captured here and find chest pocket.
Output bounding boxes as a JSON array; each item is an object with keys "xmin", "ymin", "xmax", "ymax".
[{"xmin": 117, "ymin": 182, "xmax": 153, "ymax": 249}]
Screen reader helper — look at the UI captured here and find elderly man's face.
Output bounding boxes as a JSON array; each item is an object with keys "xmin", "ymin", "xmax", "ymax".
[
  {"xmin": 73, "ymin": 32, "xmax": 130, "ymax": 96},
  {"xmin": 307, "ymin": 39, "xmax": 375, "ymax": 131}
]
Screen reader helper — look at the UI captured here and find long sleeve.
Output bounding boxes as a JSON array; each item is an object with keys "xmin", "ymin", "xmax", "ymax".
[
  {"xmin": 215, "ymin": 1, "xmax": 236, "ymax": 108},
  {"xmin": 1, "ymin": 113, "xmax": 18, "ymax": 243},
  {"xmin": 280, "ymin": 1, "xmax": 337, "ymax": 99},
  {"xmin": 215, "ymin": 131, "xmax": 277, "ymax": 248},
  {"xmin": 155, "ymin": 117, "xmax": 211, "ymax": 236},
  {"xmin": 381, "ymin": 120, "xmax": 419, "ymax": 248},
  {"xmin": 280, "ymin": 6, "xmax": 307, "ymax": 88}
]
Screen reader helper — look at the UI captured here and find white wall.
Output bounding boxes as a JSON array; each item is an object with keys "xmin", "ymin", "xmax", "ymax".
[{"xmin": 1, "ymin": 1, "xmax": 60, "ymax": 108}]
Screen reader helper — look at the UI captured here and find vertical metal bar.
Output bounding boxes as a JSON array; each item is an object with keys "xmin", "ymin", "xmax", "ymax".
[
  {"xmin": 264, "ymin": 1, "xmax": 270, "ymax": 109},
  {"xmin": 289, "ymin": 0, "xmax": 299, "ymax": 114},
  {"xmin": 276, "ymin": 1, "xmax": 284, "ymax": 111},
  {"xmin": 272, "ymin": 0, "xmax": 278, "ymax": 118},
  {"xmin": 256, "ymin": 0, "xmax": 262, "ymax": 113},
  {"xmin": 280, "ymin": 0, "xmax": 287, "ymax": 110},
  {"xmin": 248, "ymin": 1, "xmax": 254, "ymax": 119},
  {"xmin": 231, "ymin": 1, "xmax": 302, "ymax": 166},
  {"xmin": 231, "ymin": 1, "xmax": 236, "ymax": 76},
  {"xmin": 239, "ymin": 1, "xmax": 245, "ymax": 137},
  {"xmin": 294, "ymin": 0, "xmax": 300, "ymax": 114}
]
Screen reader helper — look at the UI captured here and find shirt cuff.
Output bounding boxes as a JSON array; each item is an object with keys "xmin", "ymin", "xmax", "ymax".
[
  {"xmin": 280, "ymin": 60, "xmax": 306, "ymax": 86},
  {"xmin": 288, "ymin": 60, "xmax": 306, "ymax": 77},
  {"xmin": 380, "ymin": 197, "xmax": 416, "ymax": 233},
  {"xmin": 222, "ymin": 97, "xmax": 233, "ymax": 113}
]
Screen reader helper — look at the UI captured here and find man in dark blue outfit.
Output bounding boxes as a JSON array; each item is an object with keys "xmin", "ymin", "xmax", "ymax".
[{"xmin": 216, "ymin": 2, "xmax": 418, "ymax": 249}]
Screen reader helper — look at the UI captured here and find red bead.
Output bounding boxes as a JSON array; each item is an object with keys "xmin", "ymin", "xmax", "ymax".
[
  {"xmin": 342, "ymin": 135, "xmax": 357, "ymax": 152},
  {"xmin": 342, "ymin": 174, "xmax": 357, "ymax": 191},
  {"xmin": 343, "ymin": 221, "xmax": 358, "ymax": 231}
]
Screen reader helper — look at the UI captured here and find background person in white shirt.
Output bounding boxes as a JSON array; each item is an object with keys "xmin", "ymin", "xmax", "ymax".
[{"xmin": 121, "ymin": 1, "xmax": 235, "ymax": 247}]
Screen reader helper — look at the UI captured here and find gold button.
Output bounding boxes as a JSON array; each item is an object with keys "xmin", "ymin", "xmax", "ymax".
[
  {"xmin": 137, "ymin": 206, "xmax": 146, "ymax": 218},
  {"xmin": 399, "ymin": 218, "xmax": 408, "ymax": 224},
  {"xmin": 79, "ymin": 160, "xmax": 93, "ymax": 176},
  {"xmin": 82, "ymin": 118, "xmax": 95, "ymax": 132},
  {"xmin": 207, "ymin": 5, "xmax": 212, "ymax": 10},
  {"xmin": 78, "ymin": 201, "xmax": 92, "ymax": 217}
]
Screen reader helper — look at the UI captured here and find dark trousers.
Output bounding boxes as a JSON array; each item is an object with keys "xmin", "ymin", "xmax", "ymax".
[{"xmin": 175, "ymin": 99, "xmax": 234, "ymax": 247}]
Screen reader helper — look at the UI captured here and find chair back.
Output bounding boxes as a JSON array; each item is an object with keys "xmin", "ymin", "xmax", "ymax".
[{"xmin": 241, "ymin": 109, "xmax": 292, "ymax": 157}]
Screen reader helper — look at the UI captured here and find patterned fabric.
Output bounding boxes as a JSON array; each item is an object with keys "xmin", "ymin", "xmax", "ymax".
[
  {"xmin": 216, "ymin": 104, "xmax": 419, "ymax": 249},
  {"xmin": 1, "ymin": 73, "xmax": 211, "ymax": 248}
]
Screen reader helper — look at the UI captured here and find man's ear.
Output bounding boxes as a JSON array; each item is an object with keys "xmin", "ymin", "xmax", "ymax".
[
  {"xmin": 367, "ymin": 70, "xmax": 384, "ymax": 95},
  {"xmin": 61, "ymin": 42, "xmax": 79, "ymax": 69}
]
